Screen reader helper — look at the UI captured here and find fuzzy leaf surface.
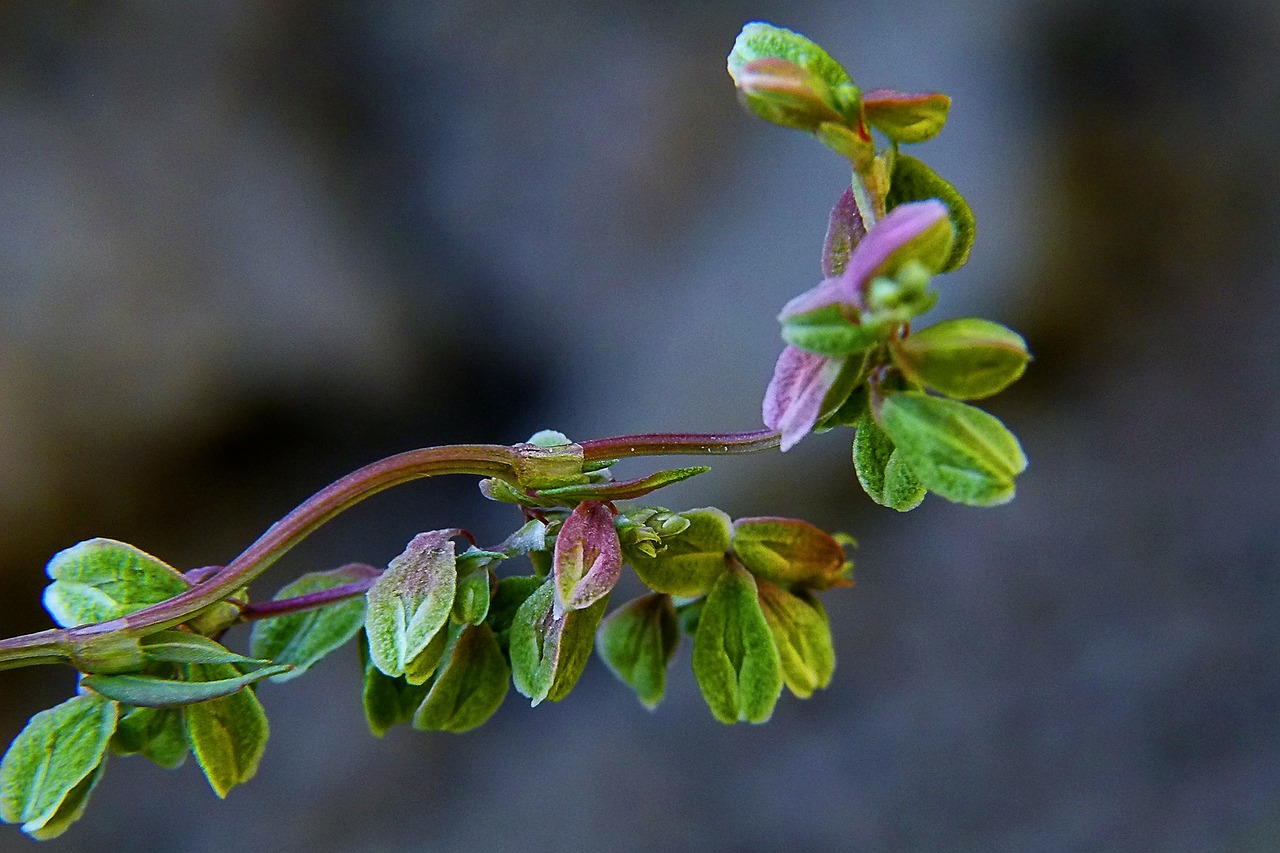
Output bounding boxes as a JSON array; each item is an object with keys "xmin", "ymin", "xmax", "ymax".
[
  {"xmin": 182, "ymin": 663, "xmax": 270, "ymax": 798},
  {"xmin": 628, "ymin": 507, "xmax": 733, "ymax": 596},
  {"xmin": 878, "ymin": 392, "xmax": 1026, "ymax": 506},
  {"xmin": 691, "ymin": 564, "xmax": 782, "ymax": 724},
  {"xmin": 365, "ymin": 531, "xmax": 459, "ymax": 677},
  {"xmin": 249, "ymin": 565, "xmax": 372, "ymax": 682},
  {"xmin": 596, "ymin": 594, "xmax": 680, "ymax": 709},
  {"xmin": 43, "ymin": 539, "xmax": 190, "ymax": 628},
  {"xmin": 0, "ymin": 693, "xmax": 117, "ymax": 838}
]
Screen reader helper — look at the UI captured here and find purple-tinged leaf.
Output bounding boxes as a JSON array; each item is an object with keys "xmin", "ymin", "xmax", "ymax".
[
  {"xmin": 863, "ymin": 89, "xmax": 951, "ymax": 144},
  {"xmin": 731, "ymin": 517, "xmax": 851, "ymax": 590},
  {"xmin": 763, "ymin": 346, "xmax": 846, "ymax": 451},
  {"xmin": 822, "ymin": 187, "xmax": 867, "ymax": 278},
  {"xmin": 554, "ymin": 501, "xmax": 623, "ymax": 612}
]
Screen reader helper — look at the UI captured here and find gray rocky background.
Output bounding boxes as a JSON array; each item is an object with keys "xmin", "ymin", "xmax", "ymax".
[{"xmin": 1, "ymin": 1, "xmax": 1278, "ymax": 850}]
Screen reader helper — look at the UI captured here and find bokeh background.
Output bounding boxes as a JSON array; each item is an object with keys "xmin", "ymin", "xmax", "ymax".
[{"xmin": 2, "ymin": 1, "xmax": 1278, "ymax": 850}]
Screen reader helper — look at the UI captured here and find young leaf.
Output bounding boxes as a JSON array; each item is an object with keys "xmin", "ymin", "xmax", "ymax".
[
  {"xmin": 452, "ymin": 570, "xmax": 493, "ymax": 625},
  {"xmin": 401, "ymin": 624, "xmax": 449, "ymax": 686},
  {"xmin": 595, "ymin": 594, "xmax": 680, "ymax": 710},
  {"xmin": 359, "ymin": 633, "xmax": 429, "ymax": 738},
  {"xmin": 365, "ymin": 530, "xmax": 459, "ymax": 677},
  {"xmin": 43, "ymin": 538, "xmax": 190, "ymax": 628},
  {"xmin": 182, "ymin": 663, "xmax": 270, "ymax": 798},
  {"xmin": 821, "ymin": 186, "xmax": 867, "ymax": 278},
  {"xmin": 781, "ymin": 305, "xmax": 882, "ymax": 357},
  {"xmin": 487, "ymin": 575, "xmax": 546, "ymax": 655},
  {"xmin": 853, "ymin": 409, "xmax": 927, "ymax": 511},
  {"xmin": 889, "ymin": 318, "xmax": 1029, "ymax": 400},
  {"xmin": 509, "ymin": 579, "xmax": 609, "ymax": 705},
  {"xmin": 142, "ymin": 630, "xmax": 274, "ymax": 667},
  {"xmin": 728, "ymin": 22, "xmax": 855, "ymax": 109},
  {"xmin": 531, "ymin": 466, "xmax": 709, "ymax": 503},
  {"xmin": 413, "ymin": 623, "xmax": 510, "ymax": 733},
  {"xmin": 628, "ymin": 507, "xmax": 733, "ymax": 596},
  {"xmin": 0, "ymin": 693, "xmax": 117, "ymax": 838},
  {"xmin": 82, "ymin": 664, "xmax": 292, "ymax": 708},
  {"xmin": 885, "ymin": 154, "xmax": 975, "ymax": 273},
  {"xmin": 249, "ymin": 565, "xmax": 372, "ymax": 682},
  {"xmin": 23, "ymin": 758, "xmax": 105, "ymax": 841},
  {"xmin": 878, "ymin": 392, "xmax": 1027, "ymax": 506},
  {"xmin": 554, "ymin": 500, "xmax": 623, "ymax": 612},
  {"xmin": 731, "ymin": 517, "xmax": 850, "ymax": 589},
  {"xmin": 691, "ymin": 563, "xmax": 783, "ymax": 724},
  {"xmin": 110, "ymin": 706, "xmax": 187, "ymax": 768},
  {"xmin": 862, "ymin": 89, "xmax": 951, "ymax": 144},
  {"xmin": 732, "ymin": 57, "xmax": 845, "ymax": 132},
  {"xmin": 756, "ymin": 581, "xmax": 836, "ymax": 698}
]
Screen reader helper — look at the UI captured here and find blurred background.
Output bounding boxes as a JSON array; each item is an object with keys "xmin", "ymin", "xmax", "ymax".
[{"xmin": 1, "ymin": 0, "xmax": 1278, "ymax": 850}]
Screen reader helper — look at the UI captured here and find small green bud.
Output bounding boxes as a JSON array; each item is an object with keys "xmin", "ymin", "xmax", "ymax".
[
  {"xmin": 877, "ymin": 392, "xmax": 1026, "ymax": 506},
  {"xmin": 731, "ymin": 517, "xmax": 850, "ymax": 590},
  {"xmin": 889, "ymin": 318, "xmax": 1030, "ymax": 400},
  {"xmin": 756, "ymin": 581, "xmax": 836, "ymax": 698},
  {"xmin": 691, "ymin": 563, "xmax": 782, "ymax": 724},
  {"xmin": 413, "ymin": 623, "xmax": 509, "ymax": 733},
  {"xmin": 734, "ymin": 57, "xmax": 845, "ymax": 132},
  {"xmin": 862, "ymin": 88, "xmax": 951, "ymax": 144},
  {"xmin": 628, "ymin": 508, "xmax": 733, "ymax": 597},
  {"xmin": 595, "ymin": 594, "xmax": 680, "ymax": 710},
  {"xmin": 852, "ymin": 409, "xmax": 926, "ymax": 511}
]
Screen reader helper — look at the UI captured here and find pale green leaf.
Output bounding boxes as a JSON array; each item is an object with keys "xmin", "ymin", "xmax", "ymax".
[
  {"xmin": 365, "ymin": 531, "xmax": 458, "ymax": 677},
  {"xmin": 691, "ymin": 564, "xmax": 782, "ymax": 724},
  {"xmin": 182, "ymin": 663, "xmax": 270, "ymax": 798},
  {"xmin": 249, "ymin": 565, "xmax": 371, "ymax": 682},
  {"xmin": 43, "ymin": 539, "xmax": 190, "ymax": 628},
  {"xmin": 1, "ymin": 693, "xmax": 117, "ymax": 836}
]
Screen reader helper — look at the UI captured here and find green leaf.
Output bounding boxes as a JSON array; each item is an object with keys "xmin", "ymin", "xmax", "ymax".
[
  {"xmin": 878, "ymin": 392, "xmax": 1027, "ymax": 506},
  {"xmin": 731, "ymin": 517, "xmax": 850, "ymax": 590},
  {"xmin": 756, "ymin": 581, "xmax": 836, "ymax": 698},
  {"xmin": 487, "ymin": 575, "xmax": 546, "ymax": 655},
  {"xmin": 182, "ymin": 664, "xmax": 270, "ymax": 798},
  {"xmin": 365, "ymin": 530, "xmax": 459, "ymax": 677},
  {"xmin": 401, "ymin": 624, "xmax": 449, "ymax": 686},
  {"xmin": 628, "ymin": 507, "xmax": 732, "ymax": 597},
  {"xmin": 853, "ymin": 409, "xmax": 927, "ymax": 511},
  {"xmin": 691, "ymin": 563, "xmax": 782, "ymax": 724},
  {"xmin": 452, "ymin": 570, "xmax": 493, "ymax": 625},
  {"xmin": 728, "ymin": 22, "xmax": 854, "ymax": 104},
  {"xmin": 814, "ymin": 382, "xmax": 869, "ymax": 432},
  {"xmin": 110, "ymin": 706, "xmax": 187, "ymax": 769},
  {"xmin": 413, "ymin": 624, "xmax": 510, "ymax": 733},
  {"xmin": 596, "ymin": 594, "xmax": 680, "ymax": 710},
  {"xmin": 43, "ymin": 539, "xmax": 190, "ymax": 628},
  {"xmin": 509, "ymin": 579, "xmax": 609, "ymax": 705},
  {"xmin": 1, "ymin": 693, "xmax": 117, "ymax": 837},
  {"xmin": 885, "ymin": 154, "xmax": 976, "ymax": 273},
  {"xmin": 532, "ymin": 466, "xmax": 710, "ymax": 503},
  {"xmin": 863, "ymin": 89, "xmax": 951, "ymax": 144},
  {"xmin": 24, "ymin": 758, "xmax": 105, "ymax": 841},
  {"xmin": 731, "ymin": 56, "xmax": 845, "ymax": 133},
  {"xmin": 83, "ymin": 664, "xmax": 292, "ymax": 708},
  {"xmin": 889, "ymin": 318, "xmax": 1029, "ymax": 400},
  {"xmin": 249, "ymin": 565, "xmax": 372, "ymax": 682},
  {"xmin": 359, "ymin": 633, "xmax": 429, "ymax": 737},
  {"xmin": 142, "ymin": 630, "xmax": 273, "ymax": 667},
  {"xmin": 676, "ymin": 598, "xmax": 705, "ymax": 636},
  {"xmin": 781, "ymin": 305, "xmax": 883, "ymax": 357}
]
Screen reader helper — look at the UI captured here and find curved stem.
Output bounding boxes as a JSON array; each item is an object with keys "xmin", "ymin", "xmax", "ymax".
[{"xmin": 0, "ymin": 428, "xmax": 782, "ymax": 671}]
